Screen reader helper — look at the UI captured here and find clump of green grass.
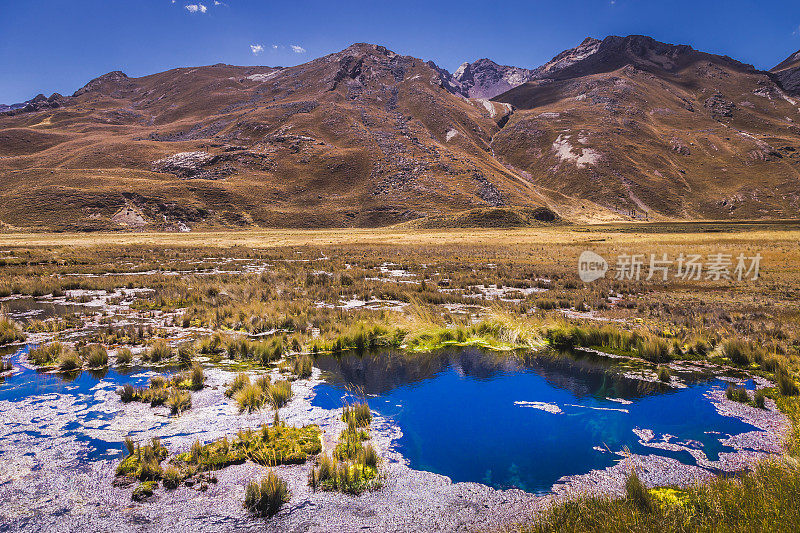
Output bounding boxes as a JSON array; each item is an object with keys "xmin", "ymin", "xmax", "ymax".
[
  {"xmin": 199, "ymin": 333, "xmax": 226, "ymax": 355},
  {"xmin": 657, "ymin": 367, "xmax": 671, "ymax": 382},
  {"xmin": 255, "ymin": 338, "xmax": 284, "ymax": 365},
  {"xmin": 309, "ymin": 451, "xmax": 381, "ymax": 495},
  {"xmin": 132, "ymin": 481, "xmax": 158, "ymax": 502},
  {"xmin": 162, "ymin": 466, "xmax": 181, "ymax": 490},
  {"xmin": 226, "ymin": 373, "xmax": 251, "ymax": 398},
  {"xmin": 116, "ymin": 436, "xmax": 168, "ymax": 482},
  {"xmin": 638, "ymin": 336, "xmax": 671, "ymax": 364},
  {"xmin": 726, "ymin": 384, "xmax": 750, "ymax": 404},
  {"xmin": 119, "ymin": 383, "xmax": 136, "ymax": 402},
  {"xmin": 58, "ymin": 351, "xmax": 83, "ymax": 372},
  {"xmin": 777, "ymin": 367, "xmax": 800, "ymax": 396},
  {"xmin": 268, "ymin": 380, "xmax": 292, "ymax": 408},
  {"xmin": 116, "ymin": 369, "xmax": 202, "ymax": 414},
  {"xmin": 188, "ymin": 363, "xmax": 205, "ymax": 390},
  {"xmin": 625, "ymin": 470, "xmax": 651, "ymax": 511},
  {"xmin": 236, "ymin": 383, "xmax": 266, "ymax": 413},
  {"xmin": 244, "ymin": 471, "xmax": 291, "ymax": 517},
  {"xmin": 167, "ymin": 389, "xmax": 192, "ymax": 415},
  {"xmin": 0, "ymin": 313, "xmax": 25, "ymax": 346},
  {"xmin": 80, "ymin": 344, "xmax": 108, "ymax": 368},
  {"xmin": 723, "ymin": 339, "xmax": 753, "ymax": 366},
  {"xmin": 754, "ymin": 389, "xmax": 766, "ymax": 409},
  {"xmin": 116, "ymin": 347, "xmax": 133, "ymax": 365},
  {"xmin": 310, "ymin": 399, "xmax": 380, "ymax": 495},
  {"xmin": 177, "ymin": 342, "xmax": 196, "ymax": 368},
  {"xmin": 524, "ymin": 460, "xmax": 800, "ymax": 532},
  {"xmin": 144, "ymin": 340, "xmax": 172, "ymax": 363},
  {"xmin": 28, "ymin": 342, "xmax": 70, "ymax": 367},
  {"xmin": 293, "ymin": 355, "xmax": 313, "ymax": 378},
  {"xmin": 343, "ymin": 402, "xmax": 372, "ymax": 428}
]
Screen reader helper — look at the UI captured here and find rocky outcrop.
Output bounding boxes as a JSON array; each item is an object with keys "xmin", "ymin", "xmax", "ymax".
[
  {"xmin": 534, "ymin": 37, "xmax": 602, "ymax": 77},
  {"xmin": 704, "ymin": 94, "xmax": 736, "ymax": 119},
  {"xmin": 770, "ymin": 50, "xmax": 800, "ymax": 96},
  {"xmin": 1, "ymin": 93, "xmax": 66, "ymax": 116},
  {"xmin": 151, "ymin": 151, "xmax": 225, "ymax": 179}
]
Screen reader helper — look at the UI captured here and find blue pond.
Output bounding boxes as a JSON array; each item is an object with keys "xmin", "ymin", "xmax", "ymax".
[
  {"xmin": 312, "ymin": 348, "xmax": 758, "ymax": 494},
  {"xmin": 0, "ymin": 344, "xmax": 171, "ymax": 462}
]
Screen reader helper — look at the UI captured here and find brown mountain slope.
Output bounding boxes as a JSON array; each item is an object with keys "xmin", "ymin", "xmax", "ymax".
[
  {"xmin": 1, "ymin": 37, "xmax": 800, "ymax": 230},
  {"xmin": 490, "ymin": 35, "xmax": 800, "ymax": 219},
  {"xmin": 0, "ymin": 44, "xmax": 563, "ymax": 230}
]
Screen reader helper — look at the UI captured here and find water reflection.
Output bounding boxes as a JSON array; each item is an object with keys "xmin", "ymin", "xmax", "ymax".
[{"xmin": 313, "ymin": 347, "xmax": 757, "ymax": 493}]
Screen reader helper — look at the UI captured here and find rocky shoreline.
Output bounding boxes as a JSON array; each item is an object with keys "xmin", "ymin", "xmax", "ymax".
[{"xmin": 0, "ymin": 353, "xmax": 793, "ymax": 532}]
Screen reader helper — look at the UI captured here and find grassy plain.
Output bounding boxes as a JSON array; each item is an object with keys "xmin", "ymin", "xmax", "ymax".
[{"xmin": 2, "ymin": 222, "xmax": 800, "ymax": 530}]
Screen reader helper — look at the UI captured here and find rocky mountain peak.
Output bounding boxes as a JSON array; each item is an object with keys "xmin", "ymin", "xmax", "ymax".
[
  {"xmin": 453, "ymin": 58, "xmax": 535, "ymax": 99},
  {"xmin": 73, "ymin": 70, "xmax": 130, "ymax": 97}
]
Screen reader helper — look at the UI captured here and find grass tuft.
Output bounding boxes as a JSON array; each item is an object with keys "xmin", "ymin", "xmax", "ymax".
[{"xmin": 244, "ymin": 471, "xmax": 291, "ymax": 517}]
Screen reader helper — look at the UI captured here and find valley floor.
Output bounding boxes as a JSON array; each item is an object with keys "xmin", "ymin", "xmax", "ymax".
[{"xmin": 1, "ymin": 223, "xmax": 799, "ymax": 531}]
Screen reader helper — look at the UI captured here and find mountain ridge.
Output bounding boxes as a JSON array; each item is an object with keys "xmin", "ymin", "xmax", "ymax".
[{"xmin": 1, "ymin": 35, "xmax": 800, "ymax": 230}]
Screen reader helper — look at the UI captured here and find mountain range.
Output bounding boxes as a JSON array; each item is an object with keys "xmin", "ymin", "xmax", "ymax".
[{"xmin": 1, "ymin": 35, "xmax": 800, "ymax": 230}]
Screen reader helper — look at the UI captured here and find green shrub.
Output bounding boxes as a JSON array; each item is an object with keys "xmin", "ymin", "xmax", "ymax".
[
  {"xmin": 657, "ymin": 367, "xmax": 671, "ymax": 382},
  {"xmin": 244, "ymin": 471, "xmax": 290, "ymax": 517}
]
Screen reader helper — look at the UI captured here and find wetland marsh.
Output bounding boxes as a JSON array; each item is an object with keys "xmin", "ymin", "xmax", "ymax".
[{"xmin": 0, "ymin": 226, "xmax": 799, "ymax": 531}]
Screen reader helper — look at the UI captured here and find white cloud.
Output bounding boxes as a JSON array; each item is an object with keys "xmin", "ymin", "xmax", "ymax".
[
  {"xmin": 290, "ymin": 45, "xmax": 306, "ymax": 54},
  {"xmin": 185, "ymin": 3, "xmax": 207, "ymax": 13},
  {"xmin": 272, "ymin": 44, "xmax": 279, "ymax": 50},
  {"xmin": 250, "ymin": 44, "xmax": 265, "ymax": 55}
]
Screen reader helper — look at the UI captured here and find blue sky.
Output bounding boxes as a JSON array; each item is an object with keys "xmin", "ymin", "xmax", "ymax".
[{"xmin": 1, "ymin": 0, "xmax": 799, "ymax": 103}]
